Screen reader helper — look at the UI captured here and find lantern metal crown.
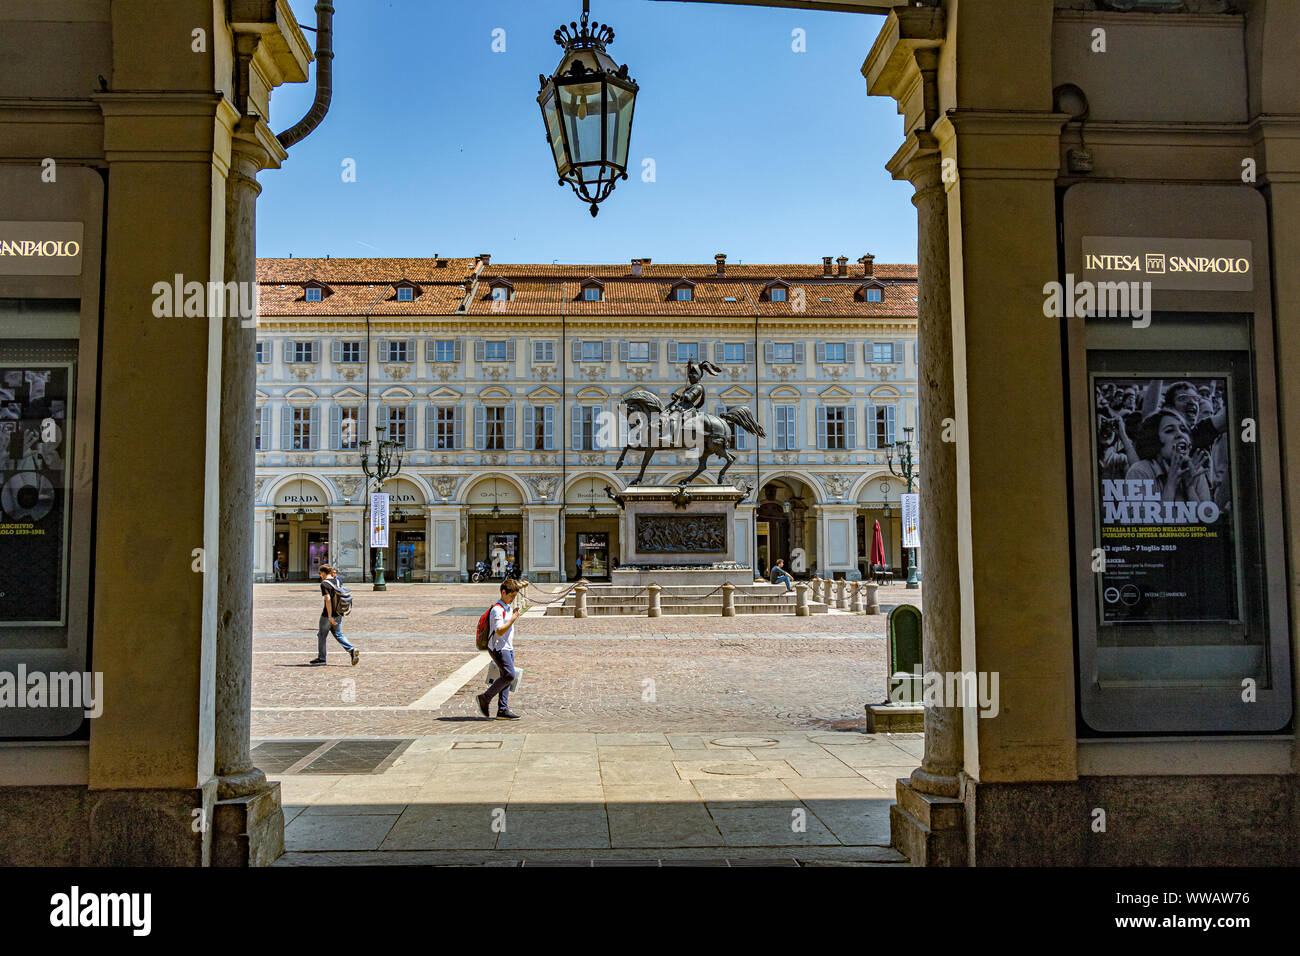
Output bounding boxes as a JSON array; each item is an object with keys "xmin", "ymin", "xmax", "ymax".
[{"xmin": 538, "ymin": 1, "xmax": 639, "ymax": 217}]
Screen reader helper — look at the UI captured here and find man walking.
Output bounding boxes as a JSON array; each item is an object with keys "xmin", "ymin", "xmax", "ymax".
[
  {"xmin": 477, "ymin": 577, "xmax": 523, "ymax": 719},
  {"xmin": 310, "ymin": 564, "xmax": 359, "ymax": 666},
  {"xmin": 771, "ymin": 557, "xmax": 794, "ymax": 592}
]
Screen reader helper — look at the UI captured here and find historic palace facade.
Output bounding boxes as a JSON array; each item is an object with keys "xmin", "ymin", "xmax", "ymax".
[{"xmin": 255, "ymin": 254, "xmax": 919, "ymax": 583}]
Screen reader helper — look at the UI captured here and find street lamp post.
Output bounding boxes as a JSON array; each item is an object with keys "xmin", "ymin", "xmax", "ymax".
[
  {"xmin": 360, "ymin": 424, "xmax": 403, "ymax": 592},
  {"xmin": 886, "ymin": 425, "xmax": 920, "ymax": 589}
]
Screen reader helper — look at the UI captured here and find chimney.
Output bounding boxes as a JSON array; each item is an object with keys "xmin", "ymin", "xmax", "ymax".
[
  {"xmin": 859, "ymin": 253, "xmax": 875, "ymax": 277},
  {"xmin": 715, "ymin": 253, "xmax": 727, "ymax": 277},
  {"xmin": 836, "ymin": 256, "xmax": 848, "ymax": 277},
  {"xmin": 822, "ymin": 256, "xmax": 833, "ymax": 276},
  {"xmin": 631, "ymin": 258, "xmax": 643, "ymax": 276},
  {"xmin": 478, "ymin": 252, "xmax": 492, "ymax": 266}
]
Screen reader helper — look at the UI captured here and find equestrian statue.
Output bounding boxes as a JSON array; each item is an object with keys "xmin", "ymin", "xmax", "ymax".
[{"xmin": 615, "ymin": 360, "xmax": 765, "ymax": 485}]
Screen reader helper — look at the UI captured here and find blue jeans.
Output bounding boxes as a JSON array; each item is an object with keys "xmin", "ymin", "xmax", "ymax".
[
  {"xmin": 772, "ymin": 568, "xmax": 794, "ymax": 591},
  {"xmin": 318, "ymin": 613, "xmax": 355, "ymax": 658},
  {"xmin": 485, "ymin": 647, "xmax": 515, "ymax": 711}
]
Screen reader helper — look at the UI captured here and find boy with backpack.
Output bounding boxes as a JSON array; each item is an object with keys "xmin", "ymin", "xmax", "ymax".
[
  {"xmin": 475, "ymin": 577, "xmax": 524, "ymax": 719},
  {"xmin": 310, "ymin": 564, "xmax": 359, "ymax": 666}
]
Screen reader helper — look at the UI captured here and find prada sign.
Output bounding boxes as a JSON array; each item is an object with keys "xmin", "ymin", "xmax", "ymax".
[
  {"xmin": 0, "ymin": 221, "xmax": 84, "ymax": 276},
  {"xmin": 1081, "ymin": 236, "xmax": 1252, "ymax": 292}
]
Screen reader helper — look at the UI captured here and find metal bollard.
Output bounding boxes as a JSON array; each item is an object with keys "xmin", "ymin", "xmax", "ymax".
[
  {"xmin": 835, "ymin": 578, "xmax": 848, "ymax": 610},
  {"xmin": 574, "ymin": 584, "xmax": 588, "ymax": 619},
  {"xmin": 647, "ymin": 583, "xmax": 662, "ymax": 618},
  {"xmin": 794, "ymin": 582, "xmax": 810, "ymax": 617},
  {"xmin": 863, "ymin": 581, "xmax": 880, "ymax": 614},
  {"xmin": 721, "ymin": 581, "xmax": 736, "ymax": 617},
  {"xmin": 850, "ymin": 580, "xmax": 864, "ymax": 613}
]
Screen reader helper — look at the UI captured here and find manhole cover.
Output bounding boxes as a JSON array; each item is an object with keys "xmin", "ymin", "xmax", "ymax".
[
  {"xmin": 709, "ymin": 736, "xmax": 779, "ymax": 748},
  {"xmin": 701, "ymin": 763, "xmax": 766, "ymax": 776},
  {"xmin": 806, "ymin": 733, "xmax": 873, "ymax": 746}
]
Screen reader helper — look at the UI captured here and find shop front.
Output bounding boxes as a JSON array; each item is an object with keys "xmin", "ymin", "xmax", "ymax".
[
  {"xmin": 271, "ymin": 478, "xmax": 331, "ymax": 580},
  {"xmin": 466, "ymin": 477, "xmax": 525, "ymax": 578},
  {"xmin": 564, "ymin": 516, "xmax": 620, "ymax": 580},
  {"xmin": 368, "ymin": 477, "xmax": 426, "ymax": 582}
]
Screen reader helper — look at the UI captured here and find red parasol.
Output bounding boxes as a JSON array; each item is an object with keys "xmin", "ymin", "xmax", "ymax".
[{"xmin": 871, "ymin": 519, "xmax": 886, "ymax": 569}]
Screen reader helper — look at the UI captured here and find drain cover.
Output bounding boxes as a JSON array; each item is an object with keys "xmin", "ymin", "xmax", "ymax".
[
  {"xmin": 709, "ymin": 736, "xmax": 779, "ymax": 748},
  {"xmin": 452, "ymin": 740, "xmax": 502, "ymax": 749},
  {"xmin": 701, "ymin": 763, "xmax": 766, "ymax": 776},
  {"xmin": 806, "ymin": 733, "xmax": 873, "ymax": 746}
]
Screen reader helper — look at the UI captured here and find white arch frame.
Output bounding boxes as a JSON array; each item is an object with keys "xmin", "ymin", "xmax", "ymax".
[{"xmin": 262, "ymin": 471, "xmax": 334, "ymax": 506}]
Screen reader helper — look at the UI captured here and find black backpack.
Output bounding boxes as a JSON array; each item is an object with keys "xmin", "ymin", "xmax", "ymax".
[{"xmin": 331, "ymin": 580, "xmax": 353, "ymax": 616}]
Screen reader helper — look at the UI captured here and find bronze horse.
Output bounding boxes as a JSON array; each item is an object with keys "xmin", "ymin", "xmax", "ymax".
[{"xmin": 615, "ymin": 374, "xmax": 765, "ymax": 485}]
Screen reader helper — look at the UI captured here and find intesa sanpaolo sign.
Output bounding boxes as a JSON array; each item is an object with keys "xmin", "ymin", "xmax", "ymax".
[{"xmin": 0, "ymin": 221, "xmax": 84, "ymax": 276}]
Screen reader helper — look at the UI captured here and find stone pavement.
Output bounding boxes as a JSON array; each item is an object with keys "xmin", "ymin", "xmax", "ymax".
[
  {"xmin": 253, "ymin": 583, "xmax": 924, "ymax": 865},
  {"xmin": 270, "ymin": 731, "xmax": 918, "ymax": 865}
]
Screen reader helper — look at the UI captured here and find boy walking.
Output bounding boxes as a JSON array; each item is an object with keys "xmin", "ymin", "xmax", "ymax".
[
  {"xmin": 310, "ymin": 564, "xmax": 359, "ymax": 666},
  {"xmin": 476, "ymin": 577, "xmax": 523, "ymax": 719}
]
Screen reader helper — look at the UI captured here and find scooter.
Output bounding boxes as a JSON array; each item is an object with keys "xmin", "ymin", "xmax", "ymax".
[{"xmin": 471, "ymin": 560, "xmax": 490, "ymax": 583}]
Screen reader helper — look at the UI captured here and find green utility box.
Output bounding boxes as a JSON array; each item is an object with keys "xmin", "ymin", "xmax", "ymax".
[{"xmin": 887, "ymin": 604, "xmax": 923, "ymax": 704}]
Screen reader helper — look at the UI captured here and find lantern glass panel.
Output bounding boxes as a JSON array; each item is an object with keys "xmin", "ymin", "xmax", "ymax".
[
  {"xmin": 540, "ymin": 86, "xmax": 568, "ymax": 175},
  {"xmin": 606, "ymin": 80, "xmax": 636, "ymax": 169},
  {"xmin": 559, "ymin": 77, "xmax": 605, "ymax": 167}
]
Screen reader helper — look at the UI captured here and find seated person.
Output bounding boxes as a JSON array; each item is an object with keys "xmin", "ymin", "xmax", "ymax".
[{"xmin": 770, "ymin": 558, "xmax": 794, "ymax": 592}]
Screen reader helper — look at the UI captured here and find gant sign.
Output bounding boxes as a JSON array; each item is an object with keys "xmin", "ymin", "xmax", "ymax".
[
  {"xmin": 0, "ymin": 222, "xmax": 84, "ymax": 276},
  {"xmin": 1081, "ymin": 236, "xmax": 1252, "ymax": 291}
]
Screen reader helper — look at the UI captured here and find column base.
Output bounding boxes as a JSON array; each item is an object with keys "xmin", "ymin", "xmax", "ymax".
[
  {"xmin": 864, "ymin": 703, "xmax": 924, "ymax": 733},
  {"xmin": 212, "ymin": 782, "xmax": 285, "ymax": 867},
  {"xmin": 890, "ymin": 777, "xmax": 968, "ymax": 866}
]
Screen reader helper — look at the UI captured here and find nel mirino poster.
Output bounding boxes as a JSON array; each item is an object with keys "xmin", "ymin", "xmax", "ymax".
[
  {"xmin": 0, "ymin": 362, "xmax": 72, "ymax": 625},
  {"xmin": 1092, "ymin": 373, "xmax": 1238, "ymax": 625}
]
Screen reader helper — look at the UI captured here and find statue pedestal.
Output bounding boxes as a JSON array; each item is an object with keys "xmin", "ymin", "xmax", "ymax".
[{"xmin": 611, "ymin": 485, "xmax": 755, "ymax": 587}]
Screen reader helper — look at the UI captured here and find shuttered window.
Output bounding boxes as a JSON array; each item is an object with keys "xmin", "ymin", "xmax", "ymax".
[
  {"xmin": 866, "ymin": 404, "xmax": 896, "ymax": 449},
  {"xmin": 283, "ymin": 405, "xmax": 318, "ymax": 451},
  {"xmin": 475, "ymin": 405, "xmax": 512, "ymax": 450},
  {"xmin": 765, "ymin": 342, "xmax": 802, "ymax": 364},
  {"xmin": 524, "ymin": 405, "xmax": 556, "ymax": 450},
  {"xmin": 533, "ymin": 340, "xmax": 555, "ymax": 363},
  {"xmin": 330, "ymin": 405, "xmax": 363, "ymax": 450},
  {"xmin": 254, "ymin": 406, "xmax": 271, "ymax": 450},
  {"xmin": 774, "ymin": 405, "xmax": 797, "ymax": 450},
  {"xmin": 426, "ymin": 404, "xmax": 462, "ymax": 450}
]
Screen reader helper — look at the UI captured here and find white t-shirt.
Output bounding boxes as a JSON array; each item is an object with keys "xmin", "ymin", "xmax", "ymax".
[{"xmin": 488, "ymin": 600, "xmax": 514, "ymax": 653}]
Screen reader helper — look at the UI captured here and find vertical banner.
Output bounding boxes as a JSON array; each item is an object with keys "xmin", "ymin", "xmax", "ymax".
[
  {"xmin": 901, "ymin": 493, "xmax": 920, "ymax": 549},
  {"xmin": 369, "ymin": 492, "xmax": 389, "ymax": 548}
]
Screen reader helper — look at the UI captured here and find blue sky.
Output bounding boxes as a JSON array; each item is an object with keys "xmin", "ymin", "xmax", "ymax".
[{"xmin": 258, "ymin": 0, "xmax": 917, "ymax": 266}]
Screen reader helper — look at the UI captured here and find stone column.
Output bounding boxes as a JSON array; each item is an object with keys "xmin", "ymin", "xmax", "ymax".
[
  {"xmin": 794, "ymin": 582, "xmax": 809, "ymax": 616},
  {"xmin": 834, "ymin": 578, "xmax": 847, "ymax": 610},
  {"xmin": 212, "ymin": 121, "xmax": 286, "ymax": 865},
  {"xmin": 574, "ymin": 584, "xmax": 588, "ymax": 618},
  {"xmin": 647, "ymin": 583, "xmax": 662, "ymax": 617},
  {"xmin": 897, "ymin": 141, "xmax": 963, "ymax": 799},
  {"xmin": 721, "ymin": 582, "xmax": 736, "ymax": 617},
  {"xmin": 850, "ymin": 581, "xmax": 864, "ymax": 613}
]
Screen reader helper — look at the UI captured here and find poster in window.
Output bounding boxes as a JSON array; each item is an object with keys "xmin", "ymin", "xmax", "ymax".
[
  {"xmin": 0, "ymin": 362, "xmax": 72, "ymax": 625},
  {"xmin": 1091, "ymin": 373, "xmax": 1237, "ymax": 625}
]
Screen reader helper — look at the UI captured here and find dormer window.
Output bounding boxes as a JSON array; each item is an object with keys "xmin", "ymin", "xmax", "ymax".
[
  {"xmin": 764, "ymin": 279, "xmax": 791, "ymax": 302},
  {"xmin": 492, "ymin": 287, "xmax": 510, "ymax": 302},
  {"xmin": 583, "ymin": 286, "xmax": 603, "ymax": 301},
  {"xmin": 488, "ymin": 278, "xmax": 515, "ymax": 302},
  {"xmin": 857, "ymin": 280, "xmax": 886, "ymax": 303},
  {"xmin": 304, "ymin": 287, "xmax": 322, "ymax": 302},
  {"xmin": 770, "ymin": 287, "xmax": 787, "ymax": 303},
  {"xmin": 676, "ymin": 287, "xmax": 693, "ymax": 302},
  {"xmin": 866, "ymin": 288, "xmax": 883, "ymax": 303},
  {"xmin": 396, "ymin": 286, "xmax": 414, "ymax": 302}
]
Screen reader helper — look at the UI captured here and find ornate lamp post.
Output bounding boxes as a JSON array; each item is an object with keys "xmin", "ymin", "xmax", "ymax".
[
  {"xmin": 886, "ymin": 425, "xmax": 920, "ymax": 589},
  {"xmin": 537, "ymin": 0, "xmax": 639, "ymax": 217},
  {"xmin": 360, "ymin": 423, "xmax": 403, "ymax": 591}
]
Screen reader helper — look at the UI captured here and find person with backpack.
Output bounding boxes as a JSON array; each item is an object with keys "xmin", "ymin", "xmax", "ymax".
[
  {"xmin": 310, "ymin": 564, "xmax": 358, "ymax": 666},
  {"xmin": 475, "ymin": 577, "xmax": 524, "ymax": 719}
]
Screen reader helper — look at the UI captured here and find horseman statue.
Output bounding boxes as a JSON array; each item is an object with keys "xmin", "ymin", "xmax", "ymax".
[{"xmin": 615, "ymin": 360, "xmax": 765, "ymax": 485}]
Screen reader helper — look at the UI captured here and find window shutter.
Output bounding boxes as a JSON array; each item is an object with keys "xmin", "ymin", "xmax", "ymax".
[
  {"xmin": 426, "ymin": 404, "xmax": 436, "ymax": 449},
  {"xmin": 795, "ymin": 406, "xmax": 802, "ymax": 450},
  {"xmin": 309, "ymin": 404, "xmax": 320, "ymax": 451},
  {"xmin": 668, "ymin": 340, "xmax": 678, "ymax": 363},
  {"xmin": 452, "ymin": 404, "xmax": 463, "ymax": 449},
  {"xmin": 473, "ymin": 405, "xmax": 486, "ymax": 450},
  {"xmin": 846, "ymin": 405, "xmax": 857, "ymax": 449},
  {"xmin": 358, "ymin": 403, "xmax": 368, "ymax": 446},
  {"xmin": 572, "ymin": 404, "xmax": 583, "ymax": 450},
  {"xmin": 330, "ymin": 405, "xmax": 341, "ymax": 449},
  {"xmin": 454, "ymin": 339, "xmax": 463, "ymax": 363},
  {"xmin": 283, "ymin": 340, "xmax": 293, "ymax": 363},
  {"xmin": 331, "ymin": 340, "xmax": 342, "ymax": 362},
  {"xmin": 474, "ymin": 340, "xmax": 485, "ymax": 363},
  {"xmin": 619, "ymin": 339, "xmax": 629, "ymax": 362},
  {"xmin": 764, "ymin": 342, "xmax": 774, "ymax": 363},
  {"xmin": 697, "ymin": 340, "xmax": 707, "ymax": 361},
  {"xmin": 648, "ymin": 340, "xmax": 659, "ymax": 362},
  {"xmin": 504, "ymin": 404, "xmax": 515, "ymax": 450},
  {"xmin": 260, "ymin": 406, "xmax": 271, "ymax": 450},
  {"xmin": 865, "ymin": 342, "xmax": 874, "ymax": 364},
  {"xmin": 816, "ymin": 406, "xmax": 827, "ymax": 450},
  {"xmin": 617, "ymin": 406, "xmax": 628, "ymax": 448},
  {"xmin": 405, "ymin": 405, "xmax": 416, "ymax": 449},
  {"xmin": 280, "ymin": 406, "xmax": 291, "ymax": 450},
  {"xmin": 891, "ymin": 343, "xmax": 901, "ymax": 364},
  {"xmin": 425, "ymin": 340, "xmax": 435, "ymax": 363},
  {"xmin": 571, "ymin": 339, "xmax": 582, "ymax": 363},
  {"xmin": 405, "ymin": 339, "xmax": 416, "ymax": 362},
  {"xmin": 885, "ymin": 405, "xmax": 896, "ymax": 444},
  {"xmin": 714, "ymin": 342, "xmax": 724, "ymax": 364},
  {"xmin": 745, "ymin": 342, "xmax": 755, "ymax": 365},
  {"xmin": 794, "ymin": 342, "xmax": 805, "ymax": 363},
  {"xmin": 376, "ymin": 405, "xmax": 389, "ymax": 443},
  {"xmin": 544, "ymin": 406, "xmax": 555, "ymax": 450},
  {"xmin": 524, "ymin": 405, "xmax": 535, "ymax": 450},
  {"xmin": 506, "ymin": 341, "xmax": 516, "ymax": 362},
  {"xmin": 310, "ymin": 340, "xmax": 320, "ymax": 363},
  {"xmin": 815, "ymin": 342, "xmax": 826, "ymax": 364},
  {"xmin": 866, "ymin": 405, "xmax": 878, "ymax": 450},
  {"xmin": 377, "ymin": 339, "xmax": 389, "ymax": 363}
]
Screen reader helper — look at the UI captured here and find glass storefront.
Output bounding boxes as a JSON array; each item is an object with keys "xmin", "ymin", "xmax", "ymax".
[{"xmin": 577, "ymin": 532, "xmax": 609, "ymax": 578}]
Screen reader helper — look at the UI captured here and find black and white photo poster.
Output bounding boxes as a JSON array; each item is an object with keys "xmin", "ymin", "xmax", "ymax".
[{"xmin": 1092, "ymin": 374, "xmax": 1237, "ymax": 625}]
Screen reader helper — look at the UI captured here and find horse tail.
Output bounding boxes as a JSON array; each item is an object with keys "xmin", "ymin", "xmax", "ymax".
[{"xmin": 722, "ymin": 405, "xmax": 766, "ymax": 439}]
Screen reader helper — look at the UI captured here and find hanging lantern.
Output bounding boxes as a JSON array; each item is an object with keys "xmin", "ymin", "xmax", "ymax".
[{"xmin": 538, "ymin": 1, "xmax": 639, "ymax": 217}]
